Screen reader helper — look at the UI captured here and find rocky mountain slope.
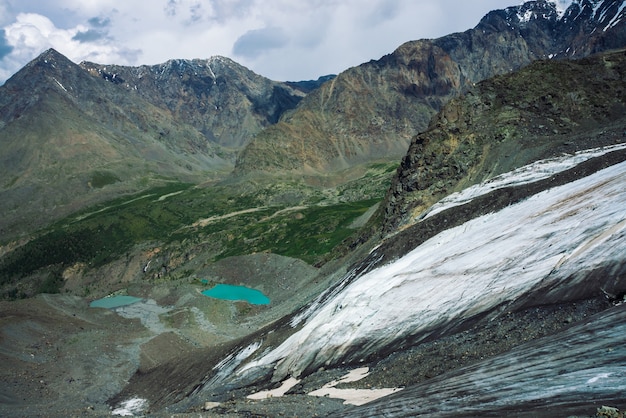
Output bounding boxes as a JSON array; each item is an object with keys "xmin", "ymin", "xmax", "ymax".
[
  {"xmin": 0, "ymin": 50, "xmax": 310, "ymax": 242},
  {"xmin": 100, "ymin": 48, "xmax": 626, "ymax": 417},
  {"xmin": 234, "ymin": 0, "xmax": 626, "ymax": 176},
  {"xmin": 382, "ymin": 47, "xmax": 626, "ymax": 234},
  {"xmin": 80, "ymin": 57, "xmax": 311, "ymax": 148}
]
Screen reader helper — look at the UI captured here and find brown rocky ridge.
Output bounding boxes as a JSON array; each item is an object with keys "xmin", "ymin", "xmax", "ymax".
[{"xmin": 234, "ymin": 0, "xmax": 626, "ymax": 177}]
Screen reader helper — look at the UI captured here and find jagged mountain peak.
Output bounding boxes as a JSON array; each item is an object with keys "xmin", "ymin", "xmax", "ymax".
[
  {"xmin": 80, "ymin": 54, "xmax": 264, "ymax": 90},
  {"xmin": 33, "ymin": 47, "xmax": 69, "ymax": 64},
  {"xmin": 500, "ymin": 0, "xmax": 626, "ymax": 28},
  {"xmin": 3, "ymin": 47, "xmax": 89, "ymax": 91},
  {"xmin": 79, "ymin": 54, "xmax": 307, "ymax": 148},
  {"xmin": 16, "ymin": 47, "xmax": 76, "ymax": 70},
  {"xmin": 23, "ymin": 48, "xmax": 82, "ymax": 80},
  {"xmin": 0, "ymin": 48, "xmax": 105, "ymax": 120},
  {"xmin": 510, "ymin": 0, "xmax": 561, "ymax": 21}
]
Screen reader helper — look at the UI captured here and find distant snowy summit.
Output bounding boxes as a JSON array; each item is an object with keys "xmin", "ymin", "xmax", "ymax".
[{"xmin": 510, "ymin": 0, "xmax": 625, "ymax": 29}]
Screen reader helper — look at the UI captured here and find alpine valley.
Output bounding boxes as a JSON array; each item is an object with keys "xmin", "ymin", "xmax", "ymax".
[{"xmin": 1, "ymin": 1, "xmax": 626, "ymax": 417}]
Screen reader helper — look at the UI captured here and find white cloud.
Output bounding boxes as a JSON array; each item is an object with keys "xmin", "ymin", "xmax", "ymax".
[
  {"xmin": 227, "ymin": 0, "xmax": 443, "ymax": 80},
  {"xmin": 0, "ymin": 0, "xmax": 519, "ymax": 84},
  {"xmin": 0, "ymin": 12, "xmax": 139, "ymax": 82}
]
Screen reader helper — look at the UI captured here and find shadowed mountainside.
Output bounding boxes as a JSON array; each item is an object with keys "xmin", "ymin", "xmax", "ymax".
[{"xmin": 80, "ymin": 57, "xmax": 312, "ymax": 148}]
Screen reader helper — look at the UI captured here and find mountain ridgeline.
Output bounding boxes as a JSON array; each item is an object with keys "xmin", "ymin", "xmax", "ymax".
[
  {"xmin": 80, "ymin": 57, "xmax": 313, "ymax": 148},
  {"xmin": 1, "ymin": 0, "xmax": 625, "ymax": 242},
  {"xmin": 0, "ymin": 51, "xmax": 323, "ymax": 241},
  {"xmin": 233, "ymin": 0, "xmax": 626, "ymax": 175}
]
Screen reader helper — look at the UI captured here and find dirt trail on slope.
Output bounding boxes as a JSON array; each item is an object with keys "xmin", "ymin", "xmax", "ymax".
[{"xmin": 185, "ymin": 205, "xmax": 310, "ymax": 229}]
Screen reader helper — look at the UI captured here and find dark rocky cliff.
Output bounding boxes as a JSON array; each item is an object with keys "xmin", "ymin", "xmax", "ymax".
[{"xmin": 382, "ymin": 47, "xmax": 626, "ymax": 235}]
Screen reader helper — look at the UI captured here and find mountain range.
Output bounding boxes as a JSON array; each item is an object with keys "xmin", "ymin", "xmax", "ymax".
[
  {"xmin": 0, "ymin": 49, "xmax": 325, "ymax": 240},
  {"xmin": 0, "ymin": 0, "xmax": 625, "ymax": 416},
  {"xmin": 102, "ymin": 44, "xmax": 626, "ymax": 417},
  {"xmin": 1, "ymin": 0, "xmax": 626, "ymax": 242},
  {"xmin": 234, "ymin": 0, "xmax": 626, "ymax": 176}
]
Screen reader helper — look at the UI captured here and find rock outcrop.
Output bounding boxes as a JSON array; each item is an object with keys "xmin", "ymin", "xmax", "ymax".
[{"xmin": 382, "ymin": 48, "xmax": 626, "ymax": 234}]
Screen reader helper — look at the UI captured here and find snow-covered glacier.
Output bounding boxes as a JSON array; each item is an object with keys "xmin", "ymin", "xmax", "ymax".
[{"xmin": 236, "ymin": 145, "xmax": 626, "ymax": 383}]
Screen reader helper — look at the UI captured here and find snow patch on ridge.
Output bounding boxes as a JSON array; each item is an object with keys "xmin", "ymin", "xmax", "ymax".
[
  {"xmin": 548, "ymin": 0, "xmax": 575, "ymax": 18},
  {"xmin": 421, "ymin": 143, "xmax": 626, "ymax": 221},
  {"xmin": 519, "ymin": 9, "xmax": 536, "ymax": 22},
  {"xmin": 53, "ymin": 77, "xmax": 67, "ymax": 92},
  {"xmin": 603, "ymin": 2, "xmax": 626, "ymax": 30}
]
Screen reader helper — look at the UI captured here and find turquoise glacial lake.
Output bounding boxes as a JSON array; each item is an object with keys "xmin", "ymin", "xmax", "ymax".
[
  {"xmin": 90, "ymin": 295, "xmax": 143, "ymax": 309},
  {"xmin": 201, "ymin": 284, "xmax": 270, "ymax": 305}
]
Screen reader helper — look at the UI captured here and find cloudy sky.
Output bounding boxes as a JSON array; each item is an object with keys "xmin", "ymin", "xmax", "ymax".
[{"xmin": 0, "ymin": 0, "xmax": 524, "ymax": 84}]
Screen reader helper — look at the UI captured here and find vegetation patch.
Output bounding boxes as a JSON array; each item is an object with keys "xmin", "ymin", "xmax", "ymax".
[
  {"xmin": 0, "ymin": 165, "xmax": 392, "ymax": 298},
  {"xmin": 90, "ymin": 171, "xmax": 121, "ymax": 188},
  {"xmin": 213, "ymin": 199, "xmax": 380, "ymax": 265}
]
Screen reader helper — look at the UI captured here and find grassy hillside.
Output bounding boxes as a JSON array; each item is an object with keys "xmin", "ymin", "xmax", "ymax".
[{"xmin": 0, "ymin": 162, "xmax": 396, "ymax": 299}]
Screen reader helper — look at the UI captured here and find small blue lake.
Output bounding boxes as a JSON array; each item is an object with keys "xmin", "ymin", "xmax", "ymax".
[
  {"xmin": 90, "ymin": 295, "xmax": 143, "ymax": 309},
  {"xmin": 201, "ymin": 284, "xmax": 270, "ymax": 305}
]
